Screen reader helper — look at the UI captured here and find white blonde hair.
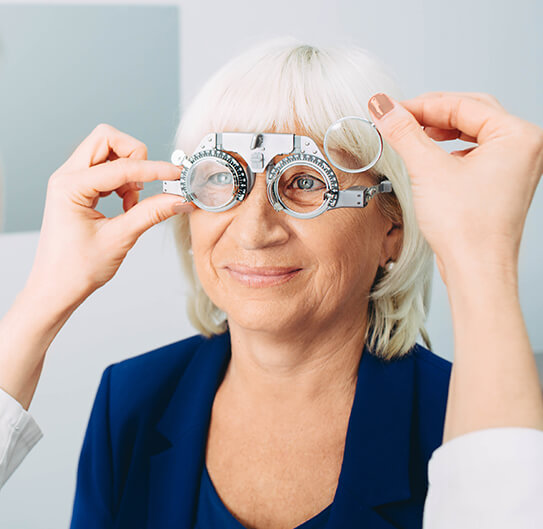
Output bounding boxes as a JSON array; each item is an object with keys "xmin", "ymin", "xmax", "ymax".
[{"xmin": 170, "ymin": 38, "xmax": 433, "ymax": 360}]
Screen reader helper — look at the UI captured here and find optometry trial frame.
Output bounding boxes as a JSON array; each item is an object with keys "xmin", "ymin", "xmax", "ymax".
[{"xmin": 162, "ymin": 116, "xmax": 393, "ymax": 220}]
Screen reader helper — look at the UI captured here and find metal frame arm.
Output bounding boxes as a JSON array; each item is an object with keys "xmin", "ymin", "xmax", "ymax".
[{"xmin": 330, "ymin": 181, "xmax": 393, "ymax": 209}]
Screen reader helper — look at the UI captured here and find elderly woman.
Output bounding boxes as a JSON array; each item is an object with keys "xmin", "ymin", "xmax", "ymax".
[
  {"xmin": 71, "ymin": 43, "xmax": 448, "ymax": 528},
  {"xmin": 2, "ymin": 39, "xmax": 542, "ymax": 527}
]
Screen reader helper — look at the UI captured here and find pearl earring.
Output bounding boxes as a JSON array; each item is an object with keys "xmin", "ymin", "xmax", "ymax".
[
  {"xmin": 188, "ymin": 248, "xmax": 194, "ymax": 255},
  {"xmin": 385, "ymin": 261, "xmax": 395, "ymax": 271}
]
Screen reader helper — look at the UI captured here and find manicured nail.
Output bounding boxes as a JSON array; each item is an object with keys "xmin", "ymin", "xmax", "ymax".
[
  {"xmin": 368, "ymin": 93, "xmax": 394, "ymax": 119},
  {"xmin": 136, "ymin": 182, "xmax": 144, "ymax": 190}
]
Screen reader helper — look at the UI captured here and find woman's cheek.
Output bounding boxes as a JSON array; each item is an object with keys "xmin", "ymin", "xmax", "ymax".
[{"xmin": 320, "ymin": 213, "xmax": 380, "ymax": 285}]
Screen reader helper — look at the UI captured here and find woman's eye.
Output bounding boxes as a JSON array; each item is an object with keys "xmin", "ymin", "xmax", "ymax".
[
  {"xmin": 291, "ymin": 175, "xmax": 325, "ymax": 191},
  {"xmin": 208, "ymin": 171, "xmax": 233, "ymax": 186}
]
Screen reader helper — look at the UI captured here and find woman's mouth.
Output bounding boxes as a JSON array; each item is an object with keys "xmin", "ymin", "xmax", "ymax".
[{"xmin": 223, "ymin": 265, "xmax": 302, "ymax": 287}]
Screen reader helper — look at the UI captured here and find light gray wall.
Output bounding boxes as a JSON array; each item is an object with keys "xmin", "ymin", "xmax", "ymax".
[
  {"xmin": 178, "ymin": 0, "xmax": 543, "ymax": 125},
  {"xmin": 0, "ymin": 1, "xmax": 542, "ymax": 527}
]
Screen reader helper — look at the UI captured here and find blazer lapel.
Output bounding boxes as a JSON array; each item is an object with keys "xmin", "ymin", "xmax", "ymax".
[
  {"xmin": 147, "ymin": 333, "xmax": 231, "ymax": 529},
  {"xmin": 326, "ymin": 346, "xmax": 416, "ymax": 528}
]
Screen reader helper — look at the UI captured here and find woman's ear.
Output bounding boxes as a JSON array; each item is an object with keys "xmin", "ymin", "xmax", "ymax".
[{"xmin": 379, "ymin": 218, "xmax": 403, "ymax": 268}]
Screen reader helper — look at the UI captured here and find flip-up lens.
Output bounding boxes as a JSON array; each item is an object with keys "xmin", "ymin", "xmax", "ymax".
[{"xmin": 324, "ymin": 116, "xmax": 383, "ymax": 173}]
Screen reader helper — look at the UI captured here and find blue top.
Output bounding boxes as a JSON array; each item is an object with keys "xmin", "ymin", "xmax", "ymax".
[
  {"xmin": 70, "ymin": 332, "xmax": 452, "ymax": 529},
  {"xmin": 195, "ymin": 464, "xmax": 332, "ymax": 529}
]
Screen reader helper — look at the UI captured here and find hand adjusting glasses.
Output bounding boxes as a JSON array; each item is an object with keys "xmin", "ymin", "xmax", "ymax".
[{"xmin": 163, "ymin": 116, "xmax": 393, "ymax": 220}]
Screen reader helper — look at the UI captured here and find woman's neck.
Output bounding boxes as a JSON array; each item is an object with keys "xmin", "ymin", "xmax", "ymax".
[{"xmin": 222, "ymin": 311, "xmax": 368, "ymax": 413}]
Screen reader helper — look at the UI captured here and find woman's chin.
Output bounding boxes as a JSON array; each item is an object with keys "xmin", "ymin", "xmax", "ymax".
[{"xmin": 223, "ymin": 299, "xmax": 309, "ymax": 335}]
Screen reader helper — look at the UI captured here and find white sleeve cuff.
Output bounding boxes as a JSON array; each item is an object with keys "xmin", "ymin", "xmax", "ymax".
[
  {"xmin": 423, "ymin": 427, "xmax": 543, "ymax": 529},
  {"xmin": 0, "ymin": 387, "xmax": 43, "ymax": 489}
]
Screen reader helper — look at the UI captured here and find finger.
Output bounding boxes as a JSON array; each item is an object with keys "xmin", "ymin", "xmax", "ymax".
[
  {"xmin": 398, "ymin": 94, "xmax": 511, "ymax": 144},
  {"xmin": 123, "ymin": 189, "xmax": 140, "ymax": 212},
  {"xmin": 59, "ymin": 123, "xmax": 148, "ymax": 172},
  {"xmin": 114, "ymin": 181, "xmax": 144, "ymax": 199},
  {"xmin": 423, "ymin": 126, "xmax": 477, "ymax": 143},
  {"xmin": 116, "ymin": 183, "xmax": 140, "ymax": 213},
  {"xmin": 89, "ymin": 182, "xmax": 142, "ymax": 211},
  {"xmin": 367, "ymin": 93, "xmax": 450, "ymax": 173},
  {"xmin": 106, "ymin": 194, "xmax": 195, "ymax": 244},
  {"xmin": 403, "ymin": 91, "xmax": 505, "ymax": 112},
  {"xmin": 70, "ymin": 159, "xmax": 181, "ymax": 206},
  {"xmin": 97, "ymin": 182, "xmax": 140, "ymax": 199},
  {"xmin": 450, "ymin": 146, "xmax": 477, "ymax": 158}
]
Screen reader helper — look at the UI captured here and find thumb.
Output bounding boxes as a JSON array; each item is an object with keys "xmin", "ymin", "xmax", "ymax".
[
  {"xmin": 368, "ymin": 93, "xmax": 447, "ymax": 172},
  {"xmin": 107, "ymin": 193, "xmax": 194, "ymax": 243}
]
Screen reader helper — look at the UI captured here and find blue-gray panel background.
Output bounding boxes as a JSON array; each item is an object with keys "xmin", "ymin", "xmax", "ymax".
[{"xmin": 0, "ymin": 4, "xmax": 180, "ymax": 232}]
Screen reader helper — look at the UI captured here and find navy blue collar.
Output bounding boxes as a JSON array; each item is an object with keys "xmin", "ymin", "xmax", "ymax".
[{"xmin": 147, "ymin": 332, "xmax": 415, "ymax": 529}]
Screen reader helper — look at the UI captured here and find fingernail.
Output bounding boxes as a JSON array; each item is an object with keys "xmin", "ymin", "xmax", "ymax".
[
  {"xmin": 368, "ymin": 93, "xmax": 394, "ymax": 119},
  {"xmin": 136, "ymin": 182, "xmax": 144, "ymax": 190}
]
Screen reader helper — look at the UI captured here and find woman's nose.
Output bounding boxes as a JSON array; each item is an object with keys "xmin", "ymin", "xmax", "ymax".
[{"xmin": 228, "ymin": 173, "xmax": 290, "ymax": 250}]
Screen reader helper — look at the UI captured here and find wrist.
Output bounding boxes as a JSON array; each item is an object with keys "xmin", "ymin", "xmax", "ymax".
[
  {"xmin": 436, "ymin": 250, "xmax": 519, "ymax": 296},
  {"xmin": 438, "ymin": 251, "xmax": 525, "ymax": 359},
  {"xmin": 22, "ymin": 269, "xmax": 89, "ymax": 319},
  {"xmin": 439, "ymin": 252, "xmax": 543, "ymax": 440},
  {"xmin": 0, "ymin": 282, "xmax": 80, "ymax": 410},
  {"xmin": 16, "ymin": 279, "xmax": 82, "ymax": 335}
]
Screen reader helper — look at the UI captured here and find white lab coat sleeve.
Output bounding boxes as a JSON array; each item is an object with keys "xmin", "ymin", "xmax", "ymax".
[
  {"xmin": 0, "ymin": 387, "xmax": 43, "ymax": 489},
  {"xmin": 423, "ymin": 427, "xmax": 543, "ymax": 529}
]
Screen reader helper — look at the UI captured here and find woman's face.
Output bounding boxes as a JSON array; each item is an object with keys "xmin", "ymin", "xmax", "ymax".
[{"xmin": 188, "ymin": 132, "xmax": 403, "ymax": 337}]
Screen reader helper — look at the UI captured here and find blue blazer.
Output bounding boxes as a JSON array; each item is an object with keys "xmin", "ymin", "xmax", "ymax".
[{"xmin": 70, "ymin": 332, "xmax": 452, "ymax": 529}]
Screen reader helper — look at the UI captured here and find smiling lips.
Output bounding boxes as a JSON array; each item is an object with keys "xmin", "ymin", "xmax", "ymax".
[{"xmin": 224, "ymin": 265, "xmax": 302, "ymax": 287}]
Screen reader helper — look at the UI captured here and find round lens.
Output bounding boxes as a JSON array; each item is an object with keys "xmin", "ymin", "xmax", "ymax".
[
  {"xmin": 276, "ymin": 164, "xmax": 328, "ymax": 214},
  {"xmin": 188, "ymin": 159, "xmax": 235, "ymax": 208},
  {"xmin": 323, "ymin": 116, "xmax": 383, "ymax": 173}
]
